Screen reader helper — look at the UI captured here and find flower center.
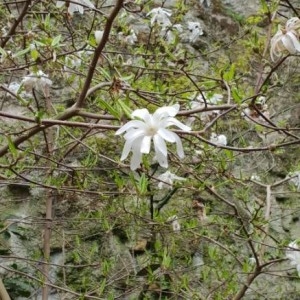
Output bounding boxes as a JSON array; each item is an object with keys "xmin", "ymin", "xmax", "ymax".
[{"xmin": 146, "ymin": 126, "xmax": 158, "ymax": 136}]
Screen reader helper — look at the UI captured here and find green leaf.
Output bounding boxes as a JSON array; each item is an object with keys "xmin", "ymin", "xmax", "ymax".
[
  {"xmin": 232, "ymin": 87, "xmax": 242, "ymax": 103},
  {"xmin": 13, "ymin": 47, "xmax": 30, "ymax": 58},
  {"xmin": 117, "ymin": 99, "xmax": 132, "ymax": 118},
  {"xmin": 6, "ymin": 136, "xmax": 18, "ymax": 158},
  {"xmin": 98, "ymin": 279, "xmax": 106, "ymax": 295},
  {"xmin": 51, "ymin": 34, "xmax": 62, "ymax": 47},
  {"xmin": 30, "ymin": 48, "xmax": 39, "ymax": 61},
  {"xmin": 223, "ymin": 63, "xmax": 235, "ymax": 81},
  {"xmin": 137, "ymin": 173, "xmax": 148, "ymax": 195},
  {"xmin": 98, "ymin": 98, "xmax": 120, "ymax": 119}
]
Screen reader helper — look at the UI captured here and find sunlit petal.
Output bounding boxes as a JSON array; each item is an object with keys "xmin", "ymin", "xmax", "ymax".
[
  {"xmin": 155, "ymin": 148, "xmax": 168, "ymax": 168},
  {"xmin": 287, "ymin": 32, "xmax": 300, "ymax": 52},
  {"xmin": 157, "ymin": 128, "xmax": 176, "ymax": 143},
  {"xmin": 132, "ymin": 108, "xmax": 151, "ymax": 122},
  {"xmin": 124, "ymin": 129, "xmax": 145, "ymax": 141},
  {"xmin": 153, "ymin": 134, "xmax": 168, "ymax": 156},
  {"xmin": 130, "ymin": 147, "xmax": 143, "ymax": 170},
  {"xmin": 120, "ymin": 139, "xmax": 134, "ymax": 161},
  {"xmin": 282, "ymin": 35, "xmax": 297, "ymax": 54},
  {"xmin": 115, "ymin": 120, "xmax": 146, "ymax": 135},
  {"xmin": 141, "ymin": 135, "xmax": 152, "ymax": 153},
  {"xmin": 167, "ymin": 117, "xmax": 191, "ymax": 131},
  {"xmin": 154, "ymin": 104, "xmax": 180, "ymax": 118},
  {"xmin": 174, "ymin": 134, "xmax": 185, "ymax": 158}
]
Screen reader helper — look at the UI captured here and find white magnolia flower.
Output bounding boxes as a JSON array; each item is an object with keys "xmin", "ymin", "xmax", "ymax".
[
  {"xmin": 22, "ymin": 70, "xmax": 52, "ymax": 97},
  {"xmin": 210, "ymin": 133, "xmax": 227, "ymax": 146},
  {"xmin": 167, "ymin": 215, "xmax": 181, "ymax": 232},
  {"xmin": 188, "ymin": 93, "xmax": 223, "ymax": 125},
  {"xmin": 94, "ymin": 30, "xmax": 104, "ymax": 44},
  {"xmin": 115, "ymin": 104, "xmax": 191, "ymax": 170},
  {"xmin": 286, "ymin": 241, "xmax": 300, "ymax": 276},
  {"xmin": 118, "ymin": 29, "xmax": 138, "ymax": 45},
  {"xmin": 161, "ymin": 24, "xmax": 183, "ymax": 44},
  {"xmin": 157, "ymin": 170, "xmax": 186, "ymax": 190},
  {"xmin": 147, "ymin": 7, "xmax": 172, "ymax": 28},
  {"xmin": 270, "ymin": 17, "xmax": 300, "ymax": 61},
  {"xmin": 187, "ymin": 21, "xmax": 203, "ymax": 43},
  {"xmin": 56, "ymin": 0, "xmax": 95, "ymax": 16},
  {"xmin": 287, "ymin": 171, "xmax": 300, "ymax": 190}
]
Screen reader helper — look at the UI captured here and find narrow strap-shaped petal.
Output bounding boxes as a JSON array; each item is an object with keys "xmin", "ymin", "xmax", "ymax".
[
  {"xmin": 154, "ymin": 104, "xmax": 180, "ymax": 119},
  {"xmin": 282, "ymin": 34, "xmax": 297, "ymax": 54},
  {"xmin": 167, "ymin": 117, "xmax": 191, "ymax": 131},
  {"xmin": 131, "ymin": 108, "xmax": 151, "ymax": 122},
  {"xmin": 154, "ymin": 148, "xmax": 168, "ymax": 168},
  {"xmin": 287, "ymin": 31, "xmax": 300, "ymax": 52},
  {"xmin": 157, "ymin": 128, "xmax": 176, "ymax": 143},
  {"xmin": 140, "ymin": 135, "xmax": 152, "ymax": 154},
  {"xmin": 153, "ymin": 134, "xmax": 168, "ymax": 156},
  {"xmin": 174, "ymin": 134, "xmax": 185, "ymax": 158},
  {"xmin": 130, "ymin": 141, "xmax": 143, "ymax": 170},
  {"xmin": 120, "ymin": 139, "xmax": 134, "ymax": 161},
  {"xmin": 115, "ymin": 120, "xmax": 146, "ymax": 135},
  {"xmin": 123, "ymin": 128, "xmax": 145, "ymax": 141}
]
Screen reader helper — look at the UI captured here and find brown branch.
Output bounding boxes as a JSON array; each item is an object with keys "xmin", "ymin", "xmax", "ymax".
[
  {"xmin": 0, "ymin": 0, "xmax": 32, "ymax": 48},
  {"xmin": 232, "ymin": 266, "xmax": 262, "ymax": 300},
  {"xmin": 74, "ymin": 0, "xmax": 124, "ymax": 109}
]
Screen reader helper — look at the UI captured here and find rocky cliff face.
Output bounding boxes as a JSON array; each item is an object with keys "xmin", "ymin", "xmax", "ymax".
[{"xmin": 0, "ymin": 0, "xmax": 299, "ymax": 299}]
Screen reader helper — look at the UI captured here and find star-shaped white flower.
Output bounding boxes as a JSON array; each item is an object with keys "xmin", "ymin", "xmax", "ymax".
[
  {"xmin": 210, "ymin": 133, "xmax": 227, "ymax": 146},
  {"xmin": 157, "ymin": 170, "xmax": 186, "ymax": 190},
  {"xmin": 187, "ymin": 93, "xmax": 223, "ymax": 125},
  {"xmin": 56, "ymin": 0, "xmax": 95, "ymax": 16},
  {"xmin": 286, "ymin": 241, "xmax": 300, "ymax": 276},
  {"xmin": 270, "ymin": 17, "xmax": 300, "ymax": 61},
  {"xmin": 22, "ymin": 70, "xmax": 52, "ymax": 97},
  {"xmin": 147, "ymin": 7, "xmax": 172, "ymax": 28},
  {"xmin": 115, "ymin": 104, "xmax": 191, "ymax": 170},
  {"xmin": 187, "ymin": 21, "xmax": 203, "ymax": 43}
]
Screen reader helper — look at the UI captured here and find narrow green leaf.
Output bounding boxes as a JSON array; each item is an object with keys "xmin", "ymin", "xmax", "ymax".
[
  {"xmin": 51, "ymin": 34, "xmax": 62, "ymax": 47},
  {"xmin": 98, "ymin": 99, "xmax": 120, "ymax": 119},
  {"xmin": 13, "ymin": 47, "xmax": 30, "ymax": 58},
  {"xmin": 117, "ymin": 99, "xmax": 132, "ymax": 118},
  {"xmin": 6, "ymin": 136, "xmax": 18, "ymax": 158}
]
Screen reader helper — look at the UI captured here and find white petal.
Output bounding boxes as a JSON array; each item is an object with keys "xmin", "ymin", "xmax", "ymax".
[
  {"xmin": 140, "ymin": 135, "xmax": 152, "ymax": 154},
  {"xmin": 155, "ymin": 148, "xmax": 168, "ymax": 168},
  {"xmin": 120, "ymin": 139, "xmax": 133, "ymax": 161},
  {"xmin": 131, "ymin": 108, "xmax": 151, "ymax": 121},
  {"xmin": 153, "ymin": 134, "xmax": 168, "ymax": 156},
  {"xmin": 167, "ymin": 117, "xmax": 191, "ymax": 131},
  {"xmin": 287, "ymin": 31, "xmax": 300, "ymax": 52},
  {"xmin": 130, "ymin": 148, "xmax": 143, "ymax": 170},
  {"xmin": 120, "ymin": 133, "xmax": 142, "ymax": 160},
  {"xmin": 157, "ymin": 128, "xmax": 176, "ymax": 143},
  {"xmin": 173, "ymin": 134, "xmax": 185, "ymax": 158},
  {"xmin": 123, "ymin": 128, "xmax": 145, "ymax": 141},
  {"xmin": 154, "ymin": 104, "xmax": 180, "ymax": 118},
  {"xmin": 115, "ymin": 120, "xmax": 146, "ymax": 135},
  {"xmin": 282, "ymin": 34, "xmax": 297, "ymax": 54}
]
